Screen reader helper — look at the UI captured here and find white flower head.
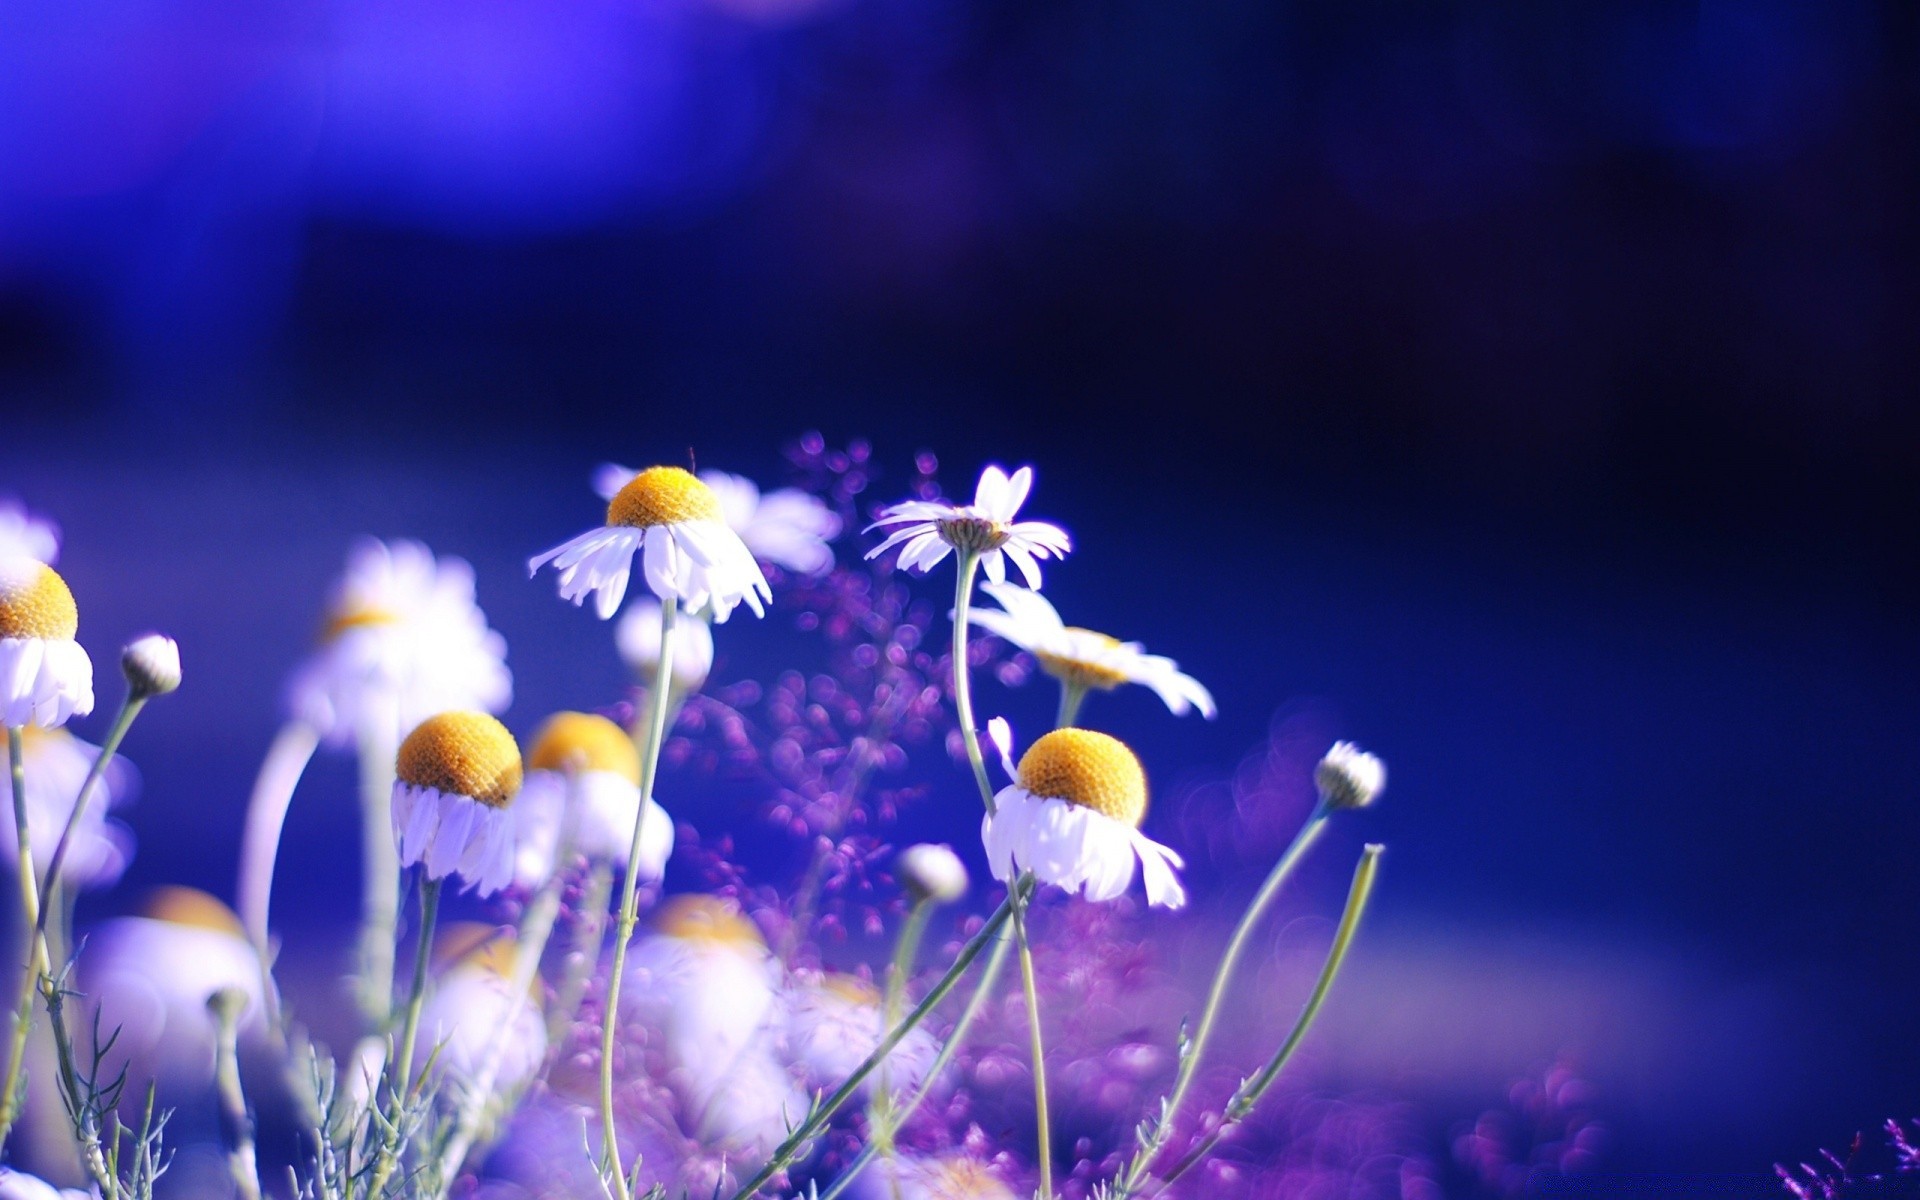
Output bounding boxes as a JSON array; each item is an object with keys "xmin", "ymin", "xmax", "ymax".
[
  {"xmin": 784, "ymin": 972, "xmax": 936, "ymax": 1102},
  {"xmin": 966, "ymin": 582, "xmax": 1215, "ymax": 718},
  {"xmin": 121, "ymin": 632, "xmax": 181, "ymax": 699},
  {"xmin": 617, "ymin": 599, "xmax": 716, "ymax": 693},
  {"xmin": 0, "ymin": 557, "xmax": 94, "ymax": 729},
  {"xmin": 2, "ymin": 726, "xmax": 136, "ymax": 891},
  {"xmin": 982, "ymin": 726, "xmax": 1186, "ymax": 909},
  {"xmin": 1315, "ymin": 741, "xmax": 1386, "ymax": 810},
  {"xmin": 389, "ymin": 711, "xmax": 523, "ymax": 896},
  {"xmin": 597, "ymin": 465, "xmax": 841, "ymax": 576},
  {"xmin": 0, "ymin": 500, "xmax": 59, "ymax": 566},
  {"xmin": 288, "ymin": 539, "xmax": 511, "ymax": 747},
  {"xmin": 865, "ymin": 465, "xmax": 1070, "ymax": 588},
  {"xmin": 896, "ymin": 842, "xmax": 968, "ymax": 905},
  {"xmin": 413, "ymin": 925, "xmax": 548, "ymax": 1098},
  {"xmin": 846, "ymin": 1155, "xmax": 1017, "ymax": 1200},
  {"xmin": 511, "ymin": 711, "xmax": 673, "ymax": 889},
  {"xmin": 0, "ymin": 1167, "xmax": 91, "ymax": 1200},
  {"xmin": 77, "ymin": 888, "xmax": 268, "ymax": 1092},
  {"xmin": 531, "ymin": 466, "xmax": 771, "ymax": 622}
]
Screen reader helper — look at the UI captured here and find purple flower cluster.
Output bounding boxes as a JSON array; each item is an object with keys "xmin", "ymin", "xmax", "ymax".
[{"xmin": 1779, "ymin": 1120, "xmax": 1920, "ymax": 1199}]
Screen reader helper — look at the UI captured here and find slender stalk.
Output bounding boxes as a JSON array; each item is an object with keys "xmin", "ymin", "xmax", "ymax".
[
  {"xmin": 1113, "ymin": 804, "xmax": 1333, "ymax": 1200},
  {"xmin": 37, "ymin": 694, "xmax": 145, "ymax": 930},
  {"xmin": 598, "ymin": 597, "xmax": 677, "ymax": 1199},
  {"xmin": 1151, "ymin": 846, "xmax": 1383, "ymax": 1193},
  {"xmin": 1055, "ymin": 681, "xmax": 1086, "ymax": 730},
  {"xmin": 948, "ymin": 550, "xmax": 995, "ymax": 814},
  {"xmin": 818, "ymin": 920, "xmax": 1015, "ymax": 1200},
  {"xmin": 0, "ymin": 726, "xmax": 47, "ymax": 1159},
  {"xmin": 210, "ymin": 988, "xmax": 264, "ymax": 1200},
  {"xmin": 1013, "ymin": 895, "xmax": 1054, "ymax": 1197},
  {"xmin": 369, "ymin": 876, "xmax": 441, "ymax": 1195},
  {"xmin": 547, "ymin": 861, "xmax": 613, "ymax": 1054},
  {"xmin": 728, "ymin": 881, "xmax": 1029, "ymax": 1200},
  {"xmin": 867, "ymin": 898, "xmax": 934, "ymax": 1158},
  {"xmin": 236, "ymin": 721, "xmax": 322, "ymax": 962},
  {"xmin": 40, "ymin": 972, "xmax": 120, "ymax": 1199},
  {"xmin": 354, "ymin": 699, "xmax": 402, "ymax": 1030}
]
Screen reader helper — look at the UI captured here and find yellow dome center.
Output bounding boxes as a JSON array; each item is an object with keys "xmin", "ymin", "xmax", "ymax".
[
  {"xmin": 319, "ymin": 605, "xmax": 401, "ymax": 643},
  {"xmin": 653, "ymin": 895, "xmax": 766, "ymax": 950},
  {"xmin": 397, "ymin": 711, "xmax": 523, "ymax": 808},
  {"xmin": 142, "ymin": 887, "xmax": 246, "ymax": 937},
  {"xmin": 526, "ymin": 711, "xmax": 641, "ymax": 784},
  {"xmin": 1015, "ymin": 728, "xmax": 1148, "ymax": 827},
  {"xmin": 820, "ymin": 973, "xmax": 880, "ymax": 1007},
  {"xmin": 606, "ymin": 466, "xmax": 723, "ymax": 529},
  {"xmin": 1035, "ymin": 628, "xmax": 1130, "ymax": 692},
  {"xmin": 0, "ymin": 561, "xmax": 78, "ymax": 641}
]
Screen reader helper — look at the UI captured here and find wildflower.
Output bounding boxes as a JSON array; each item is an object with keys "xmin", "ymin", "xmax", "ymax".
[
  {"xmin": 529, "ymin": 466, "xmax": 771, "ymax": 621},
  {"xmin": 844, "ymin": 1154, "xmax": 1017, "ymax": 1200},
  {"xmin": 287, "ymin": 539, "xmax": 511, "ymax": 745},
  {"xmin": 0, "ymin": 501, "xmax": 58, "ymax": 566},
  {"xmin": 1315, "ymin": 742, "xmax": 1386, "ymax": 810},
  {"xmin": 77, "ymin": 888, "xmax": 267, "ymax": 1091},
  {"xmin": 0, "ymin": 1168, "xmax": 90, "ymax": 1200},
  {"xmin": 617, "ymin": 598, "xmax": 716, "ymax": 694},
  {"xmin": 0, "ymin": 558, "xmax": 93, "ymax": 729},
  {"xmin": 865, "ymin": 465, "xmax": 1070, "ymax": 587},
  {"xmin": 414, "ymin": 924, "xmax": 548, "ymax": 1098},
  {"xmin": 964, "ymin": 582, "xmax": 1215, "ymax": 718},
  {"xmin": 390, "ymin": 711, "xmax": 524, "ymax": 896},
  {"xmin": 597, "ymin": 465, "xmax": 842, "ymax": 575},
  {"xmin": 784, "ymin": 972, "xmax": 938, "ymax": 1101},
  {"xmin": 512, "ymin": 711, "xmax": 673, "ymax": 888},
  {"xmin": 897, "ymin": 842, "xmax": 969, "ymax": 905},
  {"xmin": 982, "ymin": 725, "xmax": 1186, "ymax": 909},
  {"xmin": 120, "ymin": 632, "xmax": 181, "ymax": 699},
  {"xmin": 0, "ymin": 726, "xmax": 135, "ymax": 890}
]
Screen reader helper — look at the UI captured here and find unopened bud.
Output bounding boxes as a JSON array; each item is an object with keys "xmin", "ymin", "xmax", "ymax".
[
  {"xmin": 1315, "ymin": 741, "xmax": 1385, "ymax": 810},
  {"xmin": 897, "ymin": 843, "xmax": 968, "ymax": 905},
  {"xmin": 121, "ymin": 633, "xmax": 181, "ymax": 699}
]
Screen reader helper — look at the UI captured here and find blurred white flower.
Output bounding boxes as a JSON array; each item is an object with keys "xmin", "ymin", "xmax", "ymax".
[
  {"xmin": 288, "ymin": 539, "xmax": 511, "ymax": 746},
  {"xmin": 0, "ymin": 501, "xmax": 58, "ymax": 566},
  {"xmin": 0, "ymin": 1167, "xmax": 90, "ymax": 1200},
  {"xmin": 530, "ymin": 466, "xmax": 770, "ymax": 622},
  {"xmin": 414, "ymin": 926, "xmax": 548, "ymax": 1100},
  {"xmin": 597, "ymin": 466, "xmax": 840, "ymax": 575},
  {"xmin": 616, "ymin": 599, "xmax": 715, "ymax": 693},
  {"xmin": 390, "ymin": 712, "xmax": 523, "ymax": 896},
  {"xmin": 896, "ymin": 842, "xmax": 968, "ymax": 905},
  {"xmin": 511, "ymin": 711, "xmax": 672, "ymax": 889},
  {"xmin": 965, "ymin": 582, "xmax": 1215, "ymax": 718},
  {"xmin": 865, "ymin": 465, "xmax": 1070, "ymax": 587},
  {"xmin": 844, "ymin": 1154, "xmax": 1017, "ymax": 1200},
  {"xmin": 0, "ymin": 559, "xmax": 93, "ymax": 729},
  {"xmin": 784, "ymin": 973, "xmax": 937, "ymax": 1102},
  {"xmin": 1, "ymin": 726, "xmax": 135, "ymax": 891},
  {"xmin": 983, "ymin": 727, "xmax": 1185, "ymax": 909},
  {"xmin": 1315, "ymin": 741, "xmax": 1387, "ymax": 810}
]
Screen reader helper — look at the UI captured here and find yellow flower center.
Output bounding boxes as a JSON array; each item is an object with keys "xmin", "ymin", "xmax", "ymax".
[
  {"xmin": 926, "ymin": 1159, "xmax": 1016, "ymax": 1200},
  {"xmin": 435, "ymin": 923, "xmax": 542, "ymax": 999},
  {"xmin": 396, "ymin": 711, "xmax": 523, "ymax": 808},
  {"xmin": 142, "ymin": 887, "xmax": 246, "ymax": 937},
  {"xmin": 1015, "ymin": 728, "xmax": 1148, "ymax": 827},
  {"xmin": 820, "ymin": 973, "xmax": 880, "ymax": 1007},
  {"xmin": 526, "ymin": 711, "xmax": 641, "ymax": 784},
  {"xmin": 606, "ymin": 466, "xmax": 723, "ymax": 529},
  {"xmin": 319, "ymin": 605, "xmax": 401, "ymax": 643},
  {"xmin": 1035, "ymin": 628, "xmax": 1130, "ymax": 692},
  {"xmin": 653, "ymin": 895, "xmax": 766, "ymax": 950},
  {"xmin": 0, "ymin": 561, "xmax": 78, "ymax": 641}
]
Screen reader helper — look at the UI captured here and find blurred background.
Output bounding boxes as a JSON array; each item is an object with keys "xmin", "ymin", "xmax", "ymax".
[{"xmin": 1, "ymin": 0, "xmax": 1916, "ymax": 1191}]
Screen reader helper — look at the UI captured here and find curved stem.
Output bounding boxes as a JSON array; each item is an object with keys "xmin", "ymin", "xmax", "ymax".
[
  {"xmin": 948, "ymin": 551, "xmax": 995, "ymax": 814},
  {"xmin": 599, "ymin": 597, "xmax": 677, "ymax": 1199},
  {"xmin": 37, "ymin": 695, "xmax": 145, "ymax": 931},
  {"xmin": 236, "ymin": 721, "xmax": 321, "ymax": 961},
  {"xmin": 1114, "ymin": 804, "xmax": 1332, "ymax": 1200},
  {"xmin": 0, "ymin": 726, "xmax": 46, "ymax": 1159},
  {"xmin": 1152, "ymin": 845, "xmax": 1383, "ymax": 1193},
  {"xmin": 1012, "ymin": 892, "xmax": 1052, "ymax": 1198}
]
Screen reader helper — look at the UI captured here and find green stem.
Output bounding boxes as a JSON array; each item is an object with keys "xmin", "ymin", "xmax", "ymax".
[
  {"xmin": 868, "ymin": 899, "xmax": 934, "ymax": 1157},
  {"xmin": 354, "ymin": 703, "xmax": 402, "ymax": 1032},
  {"xmin": 1055, "ymin": 682, "xmax": 1086, "ymax": 730},
  {"xmin": 948, "ymin": 551, "xmax": 995, "ymax": 814},
  {"xmin": 36, "ymin": 695, "xmax": 145, "ymax": 932},
  {"xmin": 727, "ymin": 881, "xmax": 1030, "ymax": 1200},
  {"xmin": 1151, "ymin": 846, "xmax": 1383, "ymax": 1193},
  {"xmin": 210, "ymin": 988, "xmax": 264, "ymax": 1200},
  {"xmin": 1114, "ymin": 805, "xmax": 1332, "ymax": 1200},
  {"xmin": 1012, "ymin": 891, "xmax": 1053, "ymax": 1198},
  {"xmin": 0, "ymin": 726, "xmax": 46, "ymax": 1160},
  {"xmin": 369, "ymin": 876, "xmax": 441, "ymax": 1195},
  {"xmin": 599, "ymin": 597, "xmax": 677, "ymax": 1200}
]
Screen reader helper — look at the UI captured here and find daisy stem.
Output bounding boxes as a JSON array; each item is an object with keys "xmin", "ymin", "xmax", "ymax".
[
  {"xmin": 949, "ymin": 550, "xmax": 996, "ymax": 815},
  {"xmin": 1113, "ymin": 803, "xmax": 1332, "ymax": 1200},
  {"xmin": 1055, "ymin": 682, "xmax": 1086, "ymax": 730},
  {"xmin": 236, "ymin": 720, "xmax": 322, "ymax": 978},
  {"xmin": 354, "ymin": 704, "xmax": 402, "ymax": 1031},
  {"xmin": 35, "ymin": 693, "xmax": 147, "ymax": 937},
  {"xmin": 0, "ymin": 726, "xmax": 49, "ymax": 1161},
  {"xmin": 1012, "ymin": 891, "xmax": 1053, "ymax": 1199},
  {"xmin": 868, "ymin": 896, "xmax": 934, "ymax": 1160},
  {"xmin": 599, "ymin": 597, "xmax": 678, "ymax": 1200},
  {"xmin": 210, "ymin": 987, "xmax": 264, "ymax": 1200},
  {"xmin": 1150, "ymin": 845, "xmax": 1382, "ymax": 1194},
  {"xmin": 370, "ymin": 875, "xmax": 441, "ymax": 1195}
]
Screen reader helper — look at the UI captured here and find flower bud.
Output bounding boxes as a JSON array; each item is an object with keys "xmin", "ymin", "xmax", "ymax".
[
  {"xmin": 897, "ymin": 843, "xmax": 968, "ymax": 905},
  {"xmin": 121, "ymin": 633, "xmax": 181, "ymax": 699},
  {"xmin": 1315, "ymin": 741, "xmax": 1385, "ymax": 810}
]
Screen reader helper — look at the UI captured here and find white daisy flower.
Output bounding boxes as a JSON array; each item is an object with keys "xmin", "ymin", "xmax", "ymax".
[
  {"xmin": 596, "ymin": 465, "xmax": 841, "ymax": 576},
  {"xmin": 865, "ymin": 465, "xmax": 1071, "ymax": 588},
  {"xmin": 389, "ymin": 711, "xmax": 523, "ymax": 897},
  {"xmin": 0, "ymin": 501, "xmax": 58, "ymax": 567},
  {"xmin": 413, "ymin": 925, "xmax": 548, "ymax": 1099},
  {"xmin": 981, "ymin": 725, "xmax": 1186, "ymax": 909},
  {"xmin": 784, "ymin": 972, "xmax": 937, "ymax": 1102},
  {"xmin": 76, "ymin": 888, "xmax": 268, "ymax": 1092},
  {"xmin": 1315, "ymin": 741, "xmax": 1387, "ymax": 810},
  {"xmin": 511, "ymin": 711, "xmax": 673, "ymax": 889},
  {"xmin": 0, "ymin": 1167, "xmax": 90, "ymax": 1200},
  {"xmin": 287, "ymin": 539, "xmax": 511, "ymax": 747},
  {"xmin": 965, "ymin": 582, "xmax": 1215, "ymax": 718},
  {"xmin": 0, "ymin": 558, "xmax": 93, "ymax": 729},
  {"xmin": 616, "ymin": 599, "xmax": 715, "ymax": 694},
  {"xmin": 1, "ymin": 726, "xmax": 135, "ymax": 891},
  {"xmin": 530, "ymin": 466, "xmax": 771, "ymax": 622},
  {"xmin": 844, "ymin": 1154, "xmax": 1017, "ymax": 1200},
  {"xmin": 896, "ymin": 842, "xmax": 969, "ymax": 905}
]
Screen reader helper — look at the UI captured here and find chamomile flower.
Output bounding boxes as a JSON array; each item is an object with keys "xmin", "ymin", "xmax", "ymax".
[
  {"xmin": 511, "ymin": 711, "xmax": 673, "ymax": 889},
  {"xmin": 1, "ymin": 726, "xmax": 135, "ymax": 891},
  {"xmin": 784, "ymin": 972, "xmax": 937, "ymax": 1101},
  {"xmin": 964, "ymin": 582, "xmax": 1215, "ymax": 718},
  {"xmin": 531, "ymin": 466, "xmax": 772, "ymax": 623},
  {"xmin": 0, "ymin": 501, "xmax": 57, "ymax": 566},
  {"xmin": 0, "ymin": 557, "xmax": 93, "ymax": 729},
  {"xmin": 414, "ymin": 925, "xmax": 548, "ymax": 1097},
  {"xmin": 596, "ymin": 465, "xmax": 841, "ymax": 575},
  {"xmin": 982, "ymin": 724, "xmax": 1186, "ymax": 909},
  {"xmin": 617, "ymin": 599, "xmax": 716, "ymax": 694},
  {"xmin": 0, "ymin": 1168, "xmax": 90, "ymax": 1200},
  {"xmin": 865, "ymin": 465, "xmax": 1070, "ymax": 587},
  {"xmin": 390, "ymin": 711, "xmax": 523, "ymax": 896},
  {"xmin": 287, "ymin": 539, "xmax": 511, "ymax": 746},
  {"xmin": 845, "ymin": 1154, "xmax": 1017, "ymax": 1200}
]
